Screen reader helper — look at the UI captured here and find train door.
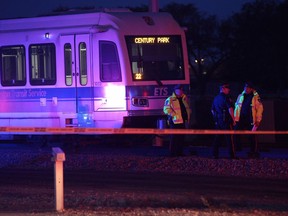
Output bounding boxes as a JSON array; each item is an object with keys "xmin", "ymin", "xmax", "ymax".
[{"xmin": 60, "ymin": 34, "xmax": 93, "ymax": 126}]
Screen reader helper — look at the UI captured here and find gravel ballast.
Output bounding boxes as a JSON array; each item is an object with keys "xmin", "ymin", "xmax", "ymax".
[{"xmin": 1, "ymin": 143, "xmax": 288, "ymax": 179}]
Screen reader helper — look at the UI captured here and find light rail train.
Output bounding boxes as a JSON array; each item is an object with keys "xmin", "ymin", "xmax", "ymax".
[{"xmin": 0, "ymin": 9, "xmax": 190, "ymax": 133}]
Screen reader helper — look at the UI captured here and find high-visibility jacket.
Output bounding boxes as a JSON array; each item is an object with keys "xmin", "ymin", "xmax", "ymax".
[
  {"xmin": 163, "ymin": 93, "xmax": 191, "ymax": 124},
  {"xmin": 234, "ymin": 90, "xmax": 263, "ymax": 124}
]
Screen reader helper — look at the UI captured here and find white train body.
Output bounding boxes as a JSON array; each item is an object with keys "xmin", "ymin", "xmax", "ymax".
[{"xmin": 0, "ymin": 10, "xmax": 190, "ymax": 129}]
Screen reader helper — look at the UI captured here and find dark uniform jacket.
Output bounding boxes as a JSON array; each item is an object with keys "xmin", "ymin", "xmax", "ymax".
[{"xmin": 211, "ymin": 92, "xmax": 233, "ymax": 125}]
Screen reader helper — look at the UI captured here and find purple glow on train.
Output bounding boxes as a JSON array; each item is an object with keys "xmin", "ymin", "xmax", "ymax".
[{"xmin": 0, "ymin": 10, "xmax": 190, "ymax": 132}]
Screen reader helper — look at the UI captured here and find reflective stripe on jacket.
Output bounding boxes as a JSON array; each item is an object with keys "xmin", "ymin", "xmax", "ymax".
[
  {"xmin": 163, "ymin": 93, "xmax": 191, "ymax": 124},
  {"xmin": 234, "ymin": 90, "xmax": 263, "ymax": 124}
]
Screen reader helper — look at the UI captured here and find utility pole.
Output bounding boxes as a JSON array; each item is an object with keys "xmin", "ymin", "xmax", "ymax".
[{"xmin": 149, "ymin": 0, "xmax": 159, "ymax": 12}]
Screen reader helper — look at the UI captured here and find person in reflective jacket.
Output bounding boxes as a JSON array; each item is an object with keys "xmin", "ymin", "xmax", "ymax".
[
  {"xmin": 234, "ymin": 82, "xmax": 264, "ymax": 158},
  {"xmin": 211, "ymin": 82, "xmax": 236, "ymax": 159},
  {"xmin": 163, "ymin": 84, "xmax": 191, "ymax": 156}
]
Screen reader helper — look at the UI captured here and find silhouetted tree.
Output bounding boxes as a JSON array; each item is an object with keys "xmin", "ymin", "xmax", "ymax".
[
  {"xmin": 162, "ymin": 3, "xmax": 223, "ymax": 94},
  {"xmin": 223, "ymin": 0, "xmax": 288, "ymax": 94}
]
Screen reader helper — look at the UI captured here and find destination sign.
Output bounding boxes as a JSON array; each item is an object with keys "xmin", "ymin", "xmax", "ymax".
[{"xmin": 134, "ymin": 37, "xmax": 170, "ymax": 44}]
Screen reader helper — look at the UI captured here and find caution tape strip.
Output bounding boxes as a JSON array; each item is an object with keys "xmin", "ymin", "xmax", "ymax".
[{"xmin": 0, "ymin": 126, "xmax": 288, "ymax": 135}]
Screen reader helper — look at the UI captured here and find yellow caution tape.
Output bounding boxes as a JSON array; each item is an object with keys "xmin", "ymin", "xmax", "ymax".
[{"xmin": 0, "ymin": 126, "xmax": 287, "ymax": 135}]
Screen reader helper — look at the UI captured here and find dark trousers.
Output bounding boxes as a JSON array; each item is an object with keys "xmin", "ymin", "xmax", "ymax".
[
  {"xmin": 234, "ymin": 121, "xmax": 258, "ymax": 153},
  {"xmin": 169, "ymin": 122, "xmax": 186, "ymax": 156},
  {"xmin": 212, "ymin": 120, "xmax": 235, "ymax": 158}
]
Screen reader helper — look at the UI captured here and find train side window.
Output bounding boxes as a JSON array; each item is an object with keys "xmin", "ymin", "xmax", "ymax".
[
  {"xmin": 99, "ymin": 41, "xmax": 122, "ymax": 82},
  {"xmin": 0, "ymin": 45, "xmax": 26, "ymax": 86},
  {"xmin": 79, "ymin": 42, "xmax": 87, "ymax": 86},
  {"xmin": 64, "ymin": 43, "xmax": 72, "ymax": 86},
  {"xmin": 29, "ymin": 43, "xmax": 56, "ymax": 85}
]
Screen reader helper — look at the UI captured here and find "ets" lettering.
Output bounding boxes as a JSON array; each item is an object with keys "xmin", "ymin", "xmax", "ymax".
[{"xmin": 154, "ymin": 87, "xmax": 168, "ymax": 96}]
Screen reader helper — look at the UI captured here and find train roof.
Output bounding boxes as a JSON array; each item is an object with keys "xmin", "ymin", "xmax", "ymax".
[{"xmin": 0, "ymin": 10, "xmax": 183, "ymax": 35}]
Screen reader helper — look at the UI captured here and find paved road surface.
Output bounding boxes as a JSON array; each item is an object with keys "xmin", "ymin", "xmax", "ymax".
[{"xmin": 1, "ymin": 168, "xmax": 288, "ymax": 213}]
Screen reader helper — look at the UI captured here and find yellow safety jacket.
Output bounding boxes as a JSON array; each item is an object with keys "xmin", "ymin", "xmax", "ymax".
[
  {"xmin": 163, "ymin": 93, "xmax": 191, "ymax": 124},
  {"xmin": 234, "ymin": 90, "xmax": 264, "ymax": 124}
]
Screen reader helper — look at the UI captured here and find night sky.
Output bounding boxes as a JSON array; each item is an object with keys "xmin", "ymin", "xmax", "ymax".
[{"xmin": 0, "ymin": 0, "xmax": 254, "ymax": 20}]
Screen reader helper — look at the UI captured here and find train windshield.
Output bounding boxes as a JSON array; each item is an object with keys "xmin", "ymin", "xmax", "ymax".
[{"xmin": 125, "ymin": 35, "xmax": 185, "ymax": 81}]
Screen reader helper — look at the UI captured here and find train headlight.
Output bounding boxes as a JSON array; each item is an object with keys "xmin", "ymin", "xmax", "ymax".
[{"xmin": 131, "ymin": 97, "xmax": 149, "ymax": 107}]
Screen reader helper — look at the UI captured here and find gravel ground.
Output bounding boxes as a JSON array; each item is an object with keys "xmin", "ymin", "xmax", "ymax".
[
  {"xmin": 1, "ymin": 142, "xmax": 288, "ymax": 215},
  {"xmin": 1, "ymin": 143, "xmax": 288, "ymax": 179}
]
